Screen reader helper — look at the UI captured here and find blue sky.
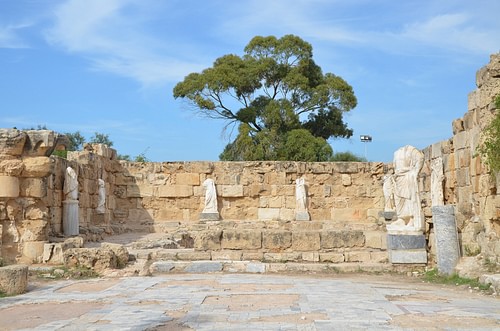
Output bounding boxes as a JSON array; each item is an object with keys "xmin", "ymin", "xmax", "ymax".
[{"xmin": 1, "ymin": 0, "xmax": 499, "ymax": 162}]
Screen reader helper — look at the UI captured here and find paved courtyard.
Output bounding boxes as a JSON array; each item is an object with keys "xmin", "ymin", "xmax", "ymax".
[{"xmin": 0, "ymin": 273, "xmax": 498, "ymax": 330}]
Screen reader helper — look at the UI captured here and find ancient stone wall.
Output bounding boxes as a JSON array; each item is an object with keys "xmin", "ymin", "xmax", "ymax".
[
  {"xmin": 115, "ymin": 161, "xmax": 387, "ymax": 226},
  {"xmin": 422, "ymin": 53, "xmax": 500, "ymax": 263}
]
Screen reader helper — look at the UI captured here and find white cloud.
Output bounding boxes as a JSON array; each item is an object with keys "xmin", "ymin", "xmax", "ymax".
[
  {"xmin": 44, "ymin": 0, "xmax": 205, "ymax": 86},
  {"xmin": 0, "ymin": 24, "xmax": 31, "ymax": 48}
]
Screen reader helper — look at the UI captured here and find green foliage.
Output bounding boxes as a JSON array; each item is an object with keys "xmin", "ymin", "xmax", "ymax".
[
  {"xmin": 89, "ymin": 132, "xmax": 113, "ymax": 147},
  {"xmin": 117, "ymin": 154, "xmax": 132, "ymax": 161},
  {"xmin": 174, "ymin": 34, "xmax": 357, "ymax": 161},
  {"xmin": 476, "ymin": 94, "xmax": 500, "ymax": 176},
  {"xmin": 423, "ymin": 268, "xmax": 491, "ymax": 291},
  {"xmin": 65, "ymin": 131, "xmax": 86, "ymax": 151},
  {"xmin": 330, "ymin": 151, "xmax": 367, "ymax": 162}
]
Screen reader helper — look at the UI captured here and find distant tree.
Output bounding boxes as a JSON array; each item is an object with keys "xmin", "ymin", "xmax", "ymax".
[
  {"xmin": 330, "ymin": 151, "xmax": 367, "ymax": 162},
  {"xmin": 65, "ymin": 131, "xmax": 86, "ymax": 151},
  {"xmin": 174, "ymin": 34, "xmax": 357, "ymax": 161},
  {"xmin": 117, "ymin": 154, "xmax": 132, "ymax": 161},
  {"xmin": 89, "ymin": 132, "xmax": 113, "ymax": 147}
]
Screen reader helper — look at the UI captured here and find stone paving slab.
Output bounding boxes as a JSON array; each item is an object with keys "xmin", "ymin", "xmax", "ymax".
[{"xmin": 0, "ymin": 273, "xmax": 498, "ymax": 330}]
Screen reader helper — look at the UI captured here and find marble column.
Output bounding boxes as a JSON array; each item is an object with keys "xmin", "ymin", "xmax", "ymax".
[{"xmin": 432, "ymin": 205, "xmax": 460, "ymax": 275}]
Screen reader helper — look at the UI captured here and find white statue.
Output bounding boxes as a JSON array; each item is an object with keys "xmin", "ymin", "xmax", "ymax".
[
  {"xmin": 63, "ymin": 166, "xmax": 79, "ymax": 236},
  {"xmin": 295, "ymin": 177, "xmax": 310, "ymax": 220},
  {"xmin": 431, "ymin": 157, "xmax": 444, "ymax": 206},
  {"xmin": 64, "ymin": 166, "xmax": 78, "ymax": 201},
  {"xmin": 295, "ymin": 177, "xmax": 307, "ymax": 212},
  {"xmin": 202, "ymin": 178, "xmax": 218, "ymax": 213},
  {"xmin": 96, "ymin": 179, "xmax": 106, "ymax": 214},
  {"xmin": 384, "ymin": 145, "xmax": 424, "ymax": 232}
]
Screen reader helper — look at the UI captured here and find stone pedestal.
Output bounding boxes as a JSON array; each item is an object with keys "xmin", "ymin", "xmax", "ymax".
[
  {"xmin": 387, "ymin": 233, "xmax": 427, "ymax": 264},
  {"xmin": 199, "ymin": 212, "xmax": 219, "ymax": 221},
  {"xmin": 432, "ymin": 205, "xmax": 460, "ymax": 275},
  {"xmin": 0, "ymin": 264, "xmax": 28, "ymax": 295},
  {"xmin": 63, "ymin": 200, "xmax": 79, "ymax": 236},
  {"xmin": 295, "ymin": 211, "xmax": 310, "ymax": 221}
]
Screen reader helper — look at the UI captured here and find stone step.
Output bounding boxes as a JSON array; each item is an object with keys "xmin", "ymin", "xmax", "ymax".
[{"xmin": 147, "ymin": 260, "xmax": 396, "ymax": 275}]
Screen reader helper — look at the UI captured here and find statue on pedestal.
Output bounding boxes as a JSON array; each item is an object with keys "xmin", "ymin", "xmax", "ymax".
[
  {"xmin": 200, "ymin": 178, "xmax": 219, "ymax": 220},
  {"xmin": 295, "ymin": 177, "xmax": 310, "ymax": 221},
  {"xmin": 383, "ymin": 145, "xmax": 424, "ymax": 233}
]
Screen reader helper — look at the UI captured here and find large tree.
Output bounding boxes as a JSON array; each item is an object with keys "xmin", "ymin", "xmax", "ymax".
[{"xmin": 173, "ymin": 35, "xmax": 357, "ymax": 161}]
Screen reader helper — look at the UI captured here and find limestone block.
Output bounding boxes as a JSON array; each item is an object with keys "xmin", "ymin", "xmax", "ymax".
[
  {"xmin": 321, "ymin": 230, "xmax": 365, "ymax": 248},
  {"xmin": 0, "ymin": 129, "xmax": 27, "ymax": 156},
  {"xmin": 158, "ymin": 185, "xmax": 193, "ymax": 197},
  {"xmin": 177, "ymin": 251, "xmax": 212, "ymax": 261},
  {"xmin": 0, "ymin": 159, "xmax": 24, "ymax": 176},
  {"xmin": 271, "ymin": 185, "xmax": 294, "ymax": 196},
  {"xmin": 279, "ymin": 208, "xmax": 295, "ymax": 221},
  {"xmin": 176, "ymin": 173, "xmax": 200, "ymax": 185},
  {"xmin": 484, "ymin": 195, "xmax": 500, "ymax": 221},
  {"xmin": 64, "ymin": 247, "xmax": 123, "ymax": 272},
  {"xmin": 21, "ymin": 157, "xmax": 53, "ymax": 177},
  {"xmin": 389, "ymin": 249, "xmax": 427, "ymax": 264},
  {"xmin": 101, "ymin": 243, "xmax": 129, "ymax": 268},
  {"xmin": 194, "ymin": 230, "xmax": 222, "ymax": 251},
  {"xmin": 220, "ymin": 185, "xmax": 244, "ymax": 197},
  {"xmin": 127, "ymin": 208, "xmax": 153, "ymax": 222},
  {"xmin": 331, "ymin": 207, "xmax": 366, "ymax": 221},
  {"xmin": 370, "ymin": 251, "xmax": 388, "ymax": 263},
  {"xmin": 263, "ymin": 252, "xmax": 301, "ymax": 262},
  {"xmin": 0, "ymin": 264, "xmax": 28, "ymax": 295},
  {"xmin": 467, "ymin": 90, "xmax": 478, "ymax": 111},
  {"xmin": 258, "ymin": 208, "xmax": 280, "ymax": 220},
  {"xmin": 211, "ymin": 250, "xmax": 242, "ymax": 261},
  {"xmin": 20, "ymin": 178, "xmax": 47, "ymax": 198},
  {"xmin": 333, "ymin": 162, "xmax": 358, "ymax": 174},
  {"xmin": 341, "ymin": 174, "xmax": 352, "ymax": 186},
  {"xmin": 262, "ymin": 231, "xmax": 292, "ymax": 250},
  {"xmin": 233, "ymin": 252, "xmax": 258, "ymax": 262},
  {"xmin": 319, "ymin": 253, "xmax": 345, "ymax": 263},
  {"xmin": 345, "ymin": 251, "xmax": 371, "ymax": 262},
  {"xmin": 302, "ymin": 252, "xmax": 319, "ymax": 262},
  {"xmin": 184, "ymin": 261, "xmax": 222, "ymax": 273},
  {"xmin": 364, "ymin": 231, "xmax": 384, "ymax": 249},
  {"xmin": 20, "ymin": 220, "xmax": 49, "ymax": 241},
  {"xmin": 22, "ymin": 241, "xmax": 46, "ymax": 263},
  {"xmin": 292, "ymin": 231, "xmax": 320, "ymax": 251},
  {"xmin": 222, "ymin": 230, "xmax": 261, "ymax": 250},
  {"xmin": 0, "ymin": 176, "xmax": 19, "ymax": 197},
  {"xmin": 185, "ymin": 161, "xmax": 214, "ymax": 174}
]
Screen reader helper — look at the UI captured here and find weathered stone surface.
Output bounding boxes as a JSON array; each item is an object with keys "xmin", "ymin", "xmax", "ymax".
[
  {"xmin": 21, "ymin": 157, "xmax": 53, "ymax": 177},
  {"xmin": 0, "ymin": 129, "xmax": 26, "ymax": 156},
  {"xmin": 101, "ymin": 243, "xmax": 129, "ymax": 268},
  {"xmin": 63, "ymin": 248, "xmax": 120, "ymax": 272},
  {"xmin": 22, "ymin": 241, "xmax": 46, "ymax": 263},
  {"xmin": 389, "ymin": 249, "xmax": 427, "ymax": 264},
  {"xmin": 184, "ymin": 261, "xmax": 222, "ymax": 273},
  {"xmin": 319, "ymin": 252, "xmax": 345, "ymax": 263},
  {"xmin": 321, "ymin": 231, "xmax": 365, "ymax": 249},
  {"xmin": 0, "ymin": 176, "xmax": 19, "ymax": 197},
  {"xmin": 24, "ymin": 130, "xmax": 61, "ymax": 156},
  {"xmin": 292, "ymin": 231, "xmax": 320, "ymax": 251},
  {"xmin": 222, "ymin": 230, "xmax": 261, "ymax": 250},
  {"xmin": 262, "ymin": 231, "xmax": 292, "ymax": 250},
  {"xmin": 211, "ymin": 250, "xmax": 242, "ymax": 261},
  {"xmin": 0, "ymin": 264, "xmax": 28, "ymax": 295},
  {"xmin": 387, "ymin": 234, "xmax": 426, "ymax": 250},
  {"xmin": 157, "ymin": 185, "xmax": 193, "ymax": 197},
  {"xmin": 0, "ymin": 159, "xmax": 24, "ymax": 176},
  {"xmin": 433, "ymin": 205, "xmax": 460, "ymax": 275},
  {"xmin": 194, "ymin": 230, "xmax": 222, "ymax": 251}
]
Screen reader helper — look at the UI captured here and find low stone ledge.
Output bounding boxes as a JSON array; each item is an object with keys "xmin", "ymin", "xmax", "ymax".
[{"xmin": 0, "ymin": 264, "xmax": 28, "ymax": 295}]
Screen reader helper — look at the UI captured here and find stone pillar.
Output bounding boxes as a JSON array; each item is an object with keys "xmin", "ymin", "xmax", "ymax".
[
  {"xmin": 63, "ymin": 200, "xmax": 79, "ymax": 236},
  {"xmin": 432, "ymin": 205, "xmax": 460, "ymax": 275}
]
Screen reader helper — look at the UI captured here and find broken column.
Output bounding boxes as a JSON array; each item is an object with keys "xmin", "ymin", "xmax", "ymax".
[
  {"xmin": 63, "ymin": 166, "xmax": 79, "ymax": 236},
  {"xmin": 432, "ymin": 205, "xmax": 460, "ymax": 275}
]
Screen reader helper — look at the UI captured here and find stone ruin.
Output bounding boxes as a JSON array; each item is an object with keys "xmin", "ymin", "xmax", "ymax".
[{"xmin": 0, "ymin": 53, "xmax": 499, "ymax": 285}]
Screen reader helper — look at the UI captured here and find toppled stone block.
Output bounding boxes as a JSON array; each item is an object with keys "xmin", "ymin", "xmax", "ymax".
[
  {"xmin": 0, "ymin": 264, "xmax": 28, "ymax": 295},
  {"xmin": 63, "ymin": 247, "xmax": 126, "ymax": 272}
]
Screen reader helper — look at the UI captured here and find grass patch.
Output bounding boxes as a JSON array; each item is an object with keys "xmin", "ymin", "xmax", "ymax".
[
  {"xmin": 32, "ymin": 266, "xmax": 100, "ymax": 280},
  {"xmin": 423, "ymin": 268, "xmax": 491, "ymax": 291},
  {"xmin": 0, "ymin": 291, "xmax": 7, "ymax": 298}
]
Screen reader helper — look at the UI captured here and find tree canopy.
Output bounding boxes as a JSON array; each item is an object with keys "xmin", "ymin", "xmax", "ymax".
[{"xmin": 173, "ymin": 35, "xmax": 357, "ymax": 161}]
